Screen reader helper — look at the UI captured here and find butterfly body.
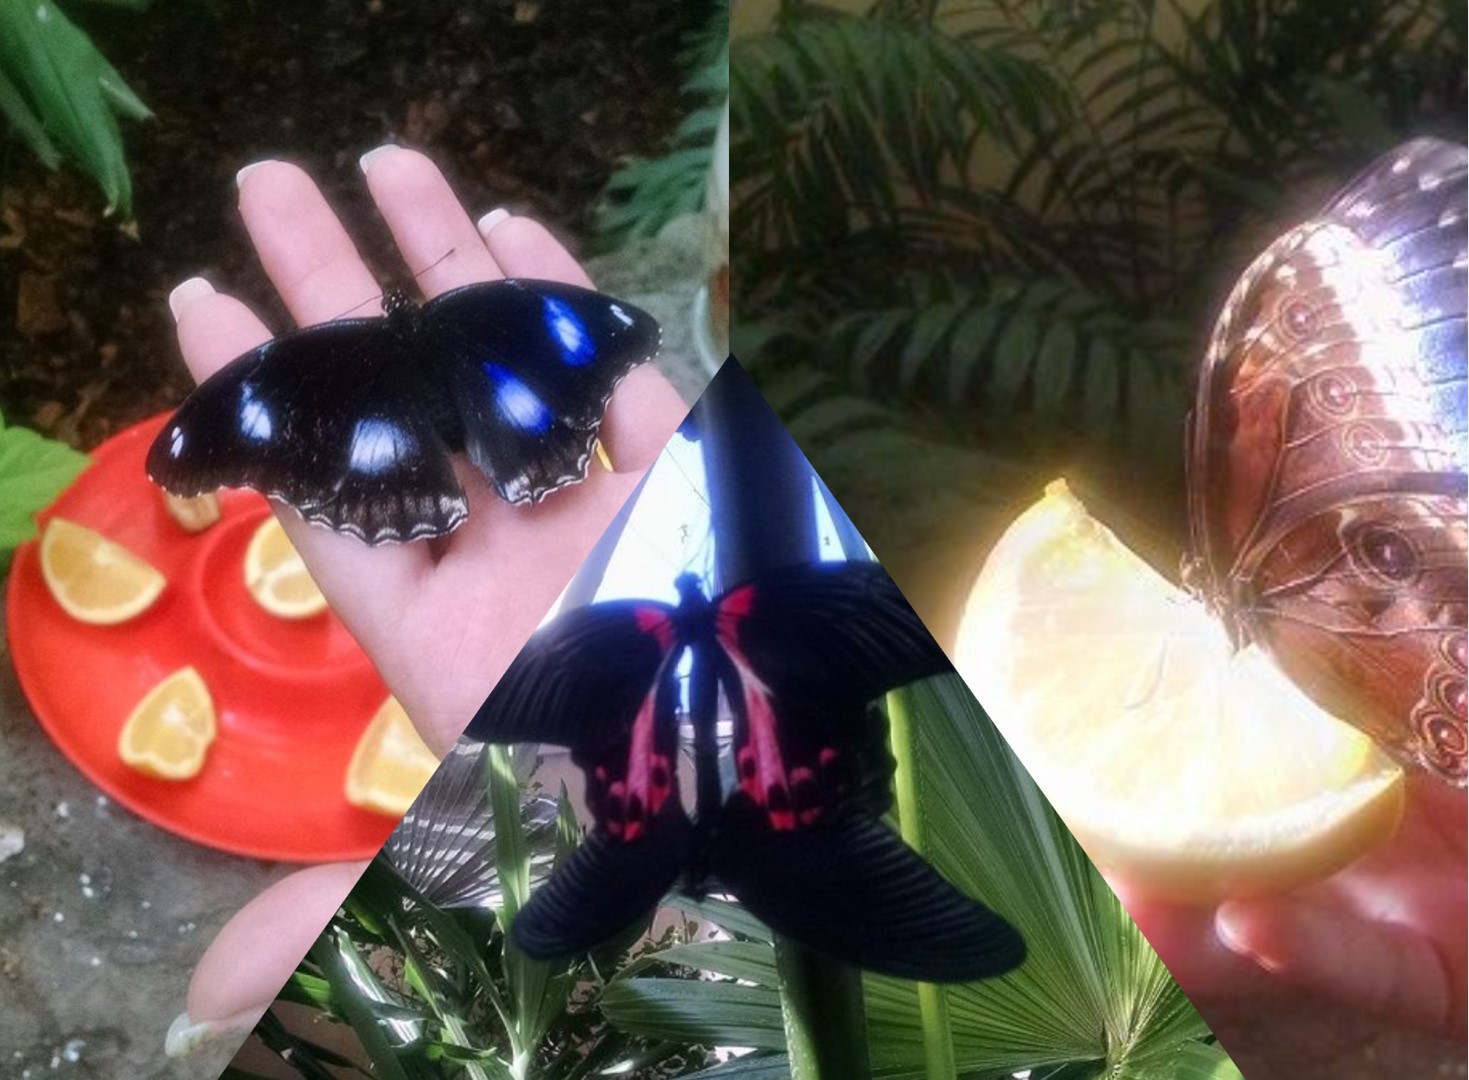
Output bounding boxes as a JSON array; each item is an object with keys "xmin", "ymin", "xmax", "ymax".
[
  {"xmin": 1188, "ymin": 139, "xmax": 1468, "ymax": 783},
  {"xmin": 147, "ymin": 279, "xmax": 659, "ymax": 544},
  {"xmin": 468, "ymin": 562, "xmax": 1027, "ymax": 982}
]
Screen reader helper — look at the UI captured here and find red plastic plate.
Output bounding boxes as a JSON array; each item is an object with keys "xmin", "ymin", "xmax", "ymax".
[{"xmin": 7, "ymin": 415, "xmax": 403, "ymax": 862}]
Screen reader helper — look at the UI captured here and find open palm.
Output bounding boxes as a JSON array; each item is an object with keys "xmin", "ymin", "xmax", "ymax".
[
  {"xmin": 170, "ymin": 147, "xmax": 687, "ymax": 756},
  {"xmin": 167, "ymin": 148, "xmax": 687, "ymax": 1054}
]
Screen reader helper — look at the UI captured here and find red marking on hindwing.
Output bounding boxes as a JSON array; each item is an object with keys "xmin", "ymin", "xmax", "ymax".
[
  {"xmin": 635, "ymin": 607, "xmax": 676, "ymax": 651},
  {"xmin": 619, "ymin": 686, "xmax": 672, "ymax": 842},
  {"xmin": 721, "ymin": 634, "xmax": 802, "ymax": 831}
]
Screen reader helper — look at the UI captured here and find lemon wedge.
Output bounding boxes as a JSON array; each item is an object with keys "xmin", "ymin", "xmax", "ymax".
[
  {"xmin": 244, "ymin": 516, "xmax": 327, "ymax": 619},
  {"xmin": 162, "ymin": 491, "xmax": 221, "ymax": 533},
  {"xmin": 955, "ymin": 480, "xmax": 1405, "ymax": 903},
  {"xmin": 118, "ymin": 667, "xmax": 216, "ymax": 780},
  {"xmin": 345, "ymin": 697, "xmax": 440, "ymax": 817},
  {"xmin": 41, "ymin": 517, "xmax": 166, "ymax": 625}
]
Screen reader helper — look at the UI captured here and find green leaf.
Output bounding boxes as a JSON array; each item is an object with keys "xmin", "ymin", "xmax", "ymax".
[
  {"xmin": 0, "ymin": 0, "xmax": 148, "ymax": 213},
  {"xmin": 0, "ymin": 412, "xmax": 89, "ymax": 574}
]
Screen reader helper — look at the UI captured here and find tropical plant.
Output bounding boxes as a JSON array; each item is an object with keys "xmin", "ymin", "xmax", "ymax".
[
  {"xmin": 0, "ymin": 0, "xmax": 152, "ymax": 215},
  {"xmin": 233, "ymin": 748, "xmax": 718, "ymax": 1080},
  {"xmin": 595, "ymin": 675, "xmax": 1240, "ymax": 1080},
  {"xmin": 595, "ymin": 0, "xmax": 728, "ymax": 250},
  {"xmin": 731, "ymin": 0, "xmax": 1466, "ymax": 580}
]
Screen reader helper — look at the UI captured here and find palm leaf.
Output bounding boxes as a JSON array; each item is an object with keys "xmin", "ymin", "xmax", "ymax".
[{"xmin": 599, "ymin": 674, "xmax": 1237, "ymax": 1079}]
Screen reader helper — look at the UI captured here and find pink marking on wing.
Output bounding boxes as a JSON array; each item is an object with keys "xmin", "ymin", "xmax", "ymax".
[
  {"xmin": 621, "ymin": 687, "xmax": 672, "ymax": 842},
  {"xmin": 635, "ymin": 607, "xmax": 676, "ymax": 651},
  {"xmin": 725, "ymin": 645, "xmax": 795, "ymax": 830},
  {"xmin": 716, "ymin": 583, "xmax": 756, "ymax": 643}
]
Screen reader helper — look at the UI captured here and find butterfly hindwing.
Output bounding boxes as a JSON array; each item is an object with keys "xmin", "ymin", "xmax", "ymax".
[
  {"xmin": 512, "ymin": 656, "xmax": 690, "ymax": 959},
  {"xmin": 711, "ymin": 793, "xmax": 1026, "ymax": 983},
  {"xmin": 427, "ymin": 279, "xmax": 661, "ymax": 504}
]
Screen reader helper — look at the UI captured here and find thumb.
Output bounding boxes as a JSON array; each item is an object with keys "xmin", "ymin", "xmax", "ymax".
[{"xmin": 167, "ymin": 861, "xmax": 369, "ymax": 1057}]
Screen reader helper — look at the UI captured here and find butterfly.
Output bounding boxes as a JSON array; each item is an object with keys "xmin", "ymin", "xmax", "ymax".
[
  {"xmin": 465, "ymin": 561, "xmax": 1027, "ymax": 983},
  {"xmin": 146, "ymin": 279, "xmax": 660, "ymax": 545},
  {"xmin": 1185, "ymin": 138, "xmax": 1468, "ymax": 785}
]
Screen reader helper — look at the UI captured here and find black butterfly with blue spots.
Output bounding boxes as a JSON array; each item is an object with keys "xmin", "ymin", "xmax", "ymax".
[{"xmin": 146, "ymin": 279, "xmax": 660, "ymax": 544}]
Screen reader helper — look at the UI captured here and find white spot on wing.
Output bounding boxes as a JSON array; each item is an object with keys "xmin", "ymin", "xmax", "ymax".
[
  {"xmin": 239, "ymin": 385, "xmax": 273, "ymax": 441},
  {"xmin": 348, "ymin": 418, "xmax": 412, "ymax": 475}
]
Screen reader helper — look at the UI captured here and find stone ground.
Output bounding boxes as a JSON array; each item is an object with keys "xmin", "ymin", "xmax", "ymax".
[{"xmin": 0, "ymin": 225, "xmax": 714, "ymax": 1080}]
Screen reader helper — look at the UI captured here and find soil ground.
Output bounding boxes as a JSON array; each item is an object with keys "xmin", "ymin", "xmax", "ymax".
[{"xmin": 0, "ymin": 0, "xmax": 709, "ymax": 446}]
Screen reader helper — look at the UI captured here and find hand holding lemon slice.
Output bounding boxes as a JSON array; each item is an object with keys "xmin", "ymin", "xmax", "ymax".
[{"xmin": 956, "ymin": 480, "xmax": 1405, "ymax": 903}]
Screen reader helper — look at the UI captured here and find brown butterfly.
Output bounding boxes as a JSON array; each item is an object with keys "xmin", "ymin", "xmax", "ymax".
[{"xmin": 1185, "ymin": 138, "xmax": 1468, "ymax": 786}]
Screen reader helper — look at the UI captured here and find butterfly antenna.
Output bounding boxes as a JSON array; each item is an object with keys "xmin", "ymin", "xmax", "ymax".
[
  {"xmin": 412, "ymin": 248, "xmax": 458, "ymax": 282},
  {"xmin": 332, "ymin": 291, "xmax": 387, "ymax": 321}
]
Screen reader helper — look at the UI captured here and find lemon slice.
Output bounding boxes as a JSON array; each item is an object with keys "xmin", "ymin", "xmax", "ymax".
[
  {"xmin": 955, "ymin": 479, "xmax": 1405, "ymax": 903},
  {"xmin": 40, "ymin": 517, "xmax": 166, "ymax": 625},
  {"xmin": 118, "ymin": 667, "xmax": 216, "ymax": 780},
  {"xmin": 162, "ymin": 491, "xmax": 221, "ymax": 533},
  {"xmin": 244, "ymin": 516, "xmax": 327, "ymax": 619},
  {"xmin": 345, "ymin": 697, "xmax": 440, "ymax": 817}
]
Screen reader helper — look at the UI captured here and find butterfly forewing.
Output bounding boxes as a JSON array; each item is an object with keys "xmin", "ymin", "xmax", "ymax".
[
  {"xmin": 427, "ymin": 279, "xmax": 660, "ymax": 505},
  {"xmin": 146, "ymin": 319, "xmax": 468, "ymax": 544},
  {"xmin": 465, "ymin": 599, "xmax": 676, "ymax": 749},
  {"xmin": 1189, "ymin": 138, "xmax": 1468, "ymax": 783}
]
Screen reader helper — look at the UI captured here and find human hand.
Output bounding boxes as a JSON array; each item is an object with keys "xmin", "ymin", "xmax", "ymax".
[
  {"xmin": 165, "ymin": 147, "xmax": 687, "ymax": 1057},
  {"xmin": 1112, "ymin": 775, "xmax": 1467, "ymax": 1040},
  {"xmin": 168, "ymin": 146, "xmax": 687, "ymax": 757}
]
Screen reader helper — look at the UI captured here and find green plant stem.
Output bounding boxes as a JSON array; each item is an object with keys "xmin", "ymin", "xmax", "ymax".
[
  {"xmin": 488, "ymin": 744, "xmax": 534, "ymax": 1080},
  {"xmin": 773, "ymin": 937, "xmax": 873, "ymax": 1079},
  {"xmin": 887, "ymin": 688, "xmax": 956, "ymax": 1080}
]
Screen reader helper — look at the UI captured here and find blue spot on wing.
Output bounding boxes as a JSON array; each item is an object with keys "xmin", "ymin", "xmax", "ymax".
[
  {"xmin": 485, "ymin": 364, "xmax": 553, "ymax": 434},
  {"xmin": 543, "ymin": 297, "xmax": 595, "ymax": 367}
]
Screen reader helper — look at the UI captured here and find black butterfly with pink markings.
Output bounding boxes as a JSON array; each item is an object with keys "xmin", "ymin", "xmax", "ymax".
[{"xmin": 466, "ymin": 561, "xmax": 1026, "ymax": 983}]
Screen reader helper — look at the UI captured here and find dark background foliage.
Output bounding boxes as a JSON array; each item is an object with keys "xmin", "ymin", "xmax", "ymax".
[
  {"xmin": 731, "ymin": 0, "xmax": 1466, "ymax": 637},
  {"xmin": 0, "ymin": 0, "xmax": 712, "ymax": 451}
]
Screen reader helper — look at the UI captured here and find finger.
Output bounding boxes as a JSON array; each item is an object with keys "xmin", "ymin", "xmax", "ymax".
[
  {"xmin": 1216, "ymin": 897, "xmax": 1461, "ymax": 1036},
  {"xmin": 362, "ymin": 145, "xmax": 502, "ymax": 295},
  {"xmin": 1104, "ymin": 877, "xmax": 1280, "ymax": 1002},
  {"xmin": 170, "ymin": 278, "xmax": 274, "ymax": 383},
  {"xmin": 236, "ymin": 160, "xmax": 382, "ymax": 325},
  {"xmin": 227, "ymin": 164, "xmax": 434, "ymax": 626},
  {"xmin": 169, "ymin": 862, "xmax": 370, "ymax": 1057},
  {"xmin": 479, "ymin": 212, "xmax": 691, "ymax": 472},
  {"xmin": 478, "ymin": 211, "xmax": 592, "ymax": 287}
]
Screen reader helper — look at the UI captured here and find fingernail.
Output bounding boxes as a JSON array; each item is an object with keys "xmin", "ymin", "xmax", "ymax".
[
  {"xmin": 358, "ymin": 144, "xmax": 400, "ymax": 174},
  {"xmin": 234, "ymin": 160, "xmax": 276, "ymax": 188},
  {"xmin": 476, "ymin": 207, "xmax": 511, "ymax": 237},
  {"xmin": 168, "ymin": 277, "xmax": 215, "ymax": 322},
  {"xmin": 164, "ymin": 1009, "xmax": 262, "ymax": 1058}
]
